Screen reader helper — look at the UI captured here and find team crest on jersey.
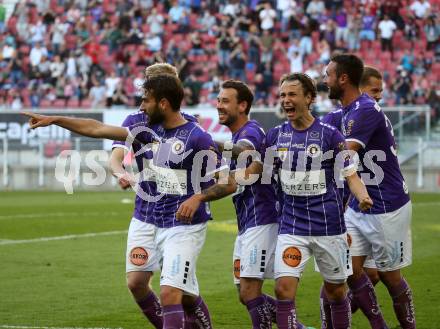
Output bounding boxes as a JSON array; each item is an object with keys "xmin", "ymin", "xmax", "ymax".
[
  {"xmin": 178, "ymin": 129, "xmax": 188, "ymax": 137},
  {"xmin": 171, "ymin": 140, "xmax": 185, "ymax": 154},
  {"xmin": 309, "ymin": 131, "xmax": 320, "ymax": 140},
  {"xmin": 277, "ymin": 147, "xmax": 288, "ymax": 161},
  {"xmin": 306, "ymin": 143, "xmax": 321, "ymax": 157}
]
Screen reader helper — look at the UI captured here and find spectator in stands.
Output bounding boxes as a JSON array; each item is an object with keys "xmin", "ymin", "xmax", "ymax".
[
  {"xmin": 425, "ymin": 16, "xmax": 440, "ymax": 51},
  {"xmin": 89, "ymin": 79, "xmax": 106, "ymax": 109},
  {"xmin": 147, "ymin": 8, "xmax": 164, "ymax": 36},
  {"xmin": 393, "ymin": 69, "xmax": 413, "ymax": 104},
  {"xmin": 104, "ymin": 71, "xmax": 120, "ymax": 108},
  {"xmin": 29, "ymin": 19, "xmax": 46, "ymax": 45},
  {"xmin": 217, "ymin": 27, "xmax": 235, "ymax": 74},
  {"xmin": 359, "ymin": 8, "xmax": 376, "ymax": 43},
  {"xmin": 189, "ymin": 31, "xmax": 204, "ymax": 56},
  {"xmin": 66, "ymin": 51, "xmax": 77, "ymax": 78},
  {"xmin": 378, "ymin": 14, "xmax": 397, "ymax": 55},
  {"xmin": 10, "ymin": 90, "xmax": 23, "ymax": 110},
  {"xmin": 335, "ymin": 8, "xmax": 348, "ymax": 45},
  {"xmin": 299, "ymin": 27, "xmax": 313, "ymax": 58},
  {"xmin": 49, "ymin": 55, "xmax": 65, "ymax": 85},
  {"xmin": 323, "ymin": 19, "xmax": 337, "ymax": 50},
  {"xmin": 169, "ymin": 1, "xmax": 185, "ymax": 23},
  {"xmin": 111, "ymin": 82, "xmax": 129, "ymax": 108},
  {"xmin": 183, "ymin": 72, "xmax": 203, "ymax": 106},
  {"xmin": 235, "ymin": 6, "xmax": 252, "ymax": 38},
  {"xmin": 409, "ymin": 0, "xmax": 431, "ymax": 19},
  {"xmin": 306, "ymin": 0, "xmax": 325, "ymax": 20},
  {"xmin": 124, "ymin": 21, "xmax": 144, "ymax": 45},
  {"xmin": 401, "ymin": 50, "xmax": 415, "ymax": 72},
  {"xmin": 29, "ymin": 42, "xmax": 48, "ymax": 68},
  {"xmin": 199, "ymin": 7, "xmax": 217, "ymax": 35},
  {"xmin": 37, "ymin": 55, "xmax": 51, "ymax": 83},
  {"xmin": 51, "ymin": 17, "xmax": 68, "ymax": 55},
  {"xmin": 288, "ymin": 49, "xmax": 303, "ymax": 73},
  {"xmin": 316, "ymin": 40, "xmax": 331, "ymax": 64},
  {"xmin": 405, "ymin": 16, "xmax": 420, "ymax": 46},
  {"xmin": 259, "ymin": 2, "xmax": 277, "ymax": 31},
  {"xmin": 8, "ymin": 53, "xmax": 23, "ymax": 87},
  {"xmin": 277, "ymin": 0, "xmax": 297, "ymax": 33},
  {"xmin": 229, "ymin": 44, "xmax": 246, "ymax": 81},
  {"xmin": 247, "ymin": 24, "xmax": 261, "ymax": 67},
  {"xmin": 347, "ymin": 13, "xmax": 361, "ymax": 50},
  {"xmin": 223, "ymin": 1, "xmax": 241, "ymax": 18},
  {"xmin": 145, "ymin": 33, "xmax": 162, "ymax": 53}
]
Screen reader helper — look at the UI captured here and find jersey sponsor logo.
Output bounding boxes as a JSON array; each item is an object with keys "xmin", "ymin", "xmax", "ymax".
[
  {"xmin": 155, "ymin": 167, "xmax": 187, "ymax": 195},
  {"xmin": 233, "ymin": 259, "xmax": 241, "ymax": 279},
  {"xmin": 306, "ymin": 143, "xmax": 321, "ymax": 158},
  {"xmin": 130, "ymin": 247, "xmax": 149, "ymax": 266},
  {"xmin": 283, "ymin": 246, "xmax": 302, "ymax": 267},
  {"xmin": 280, "ymin": 169, "xmax": 327, "ymax": 196}
]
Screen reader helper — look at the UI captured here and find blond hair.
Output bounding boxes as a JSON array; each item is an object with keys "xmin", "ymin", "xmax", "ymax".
[{"xmin": 144, "ymin": 63, "xmax": 178, "ymax": 78}]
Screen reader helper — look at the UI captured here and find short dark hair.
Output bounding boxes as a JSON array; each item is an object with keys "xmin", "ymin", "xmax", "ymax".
[
  {"xmin": 331, "ymin": 54, "xmax": 364, "ymax": 87},
  {"xmin": 279, "ymin": 73, "xmax": 317, "ymax": 101},
  {"xmin": 221, "ymin": 80, "xmax": 254, "ymax": 115},
  {"xmin": 360, "ymin": 66, "xmax": 383, "ymax": 86},
  {"xmin": 143, "ymin": 74, "xmax": 184, "ymax": 111}
]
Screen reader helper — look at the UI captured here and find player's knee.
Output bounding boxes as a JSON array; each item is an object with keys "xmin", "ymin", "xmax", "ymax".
[
  {"xmin": 324, "ymin": 282, "xmax": 346, "ymax": 301},
  {"xmin": 160, "ymin": 285, "xmax": 183, "ymax": 306},
  {"xmin": 378, "ymin": 270, "xmax": 402, "ymax": 289},
  {"xmin": 366, "ymin": 269, "xmax": 380, "ymax": 286},
  {"xmin": 126, "ymin": 272, "xmax": 151, "ymax": 297},
  {"xmin": 275, "ymin": 280, "xmax": 295, "ymax": 300}
]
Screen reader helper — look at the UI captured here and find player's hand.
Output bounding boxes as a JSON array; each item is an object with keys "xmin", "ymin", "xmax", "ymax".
[
  {"xmin": 22, "ymin": 112, "xmax": 56, "ymax": 129},
  {"xmin": 114, "ymin": 172, "xmax": 135, "ymax": 190},
  {"xmin": 359, "ymin": 196, "xmax": 373, "ymax": 211},
  {"xmin": 176, "ymin": 194, "xmax": 203, "ymax": 223}
]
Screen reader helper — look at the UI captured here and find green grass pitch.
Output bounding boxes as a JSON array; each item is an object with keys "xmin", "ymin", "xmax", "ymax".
[{"xmin": 0, "ymin": 191, "xmax": 438, "ymax": 329}]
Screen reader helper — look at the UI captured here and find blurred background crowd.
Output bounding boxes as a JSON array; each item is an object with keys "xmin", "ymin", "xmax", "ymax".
[{"xmin": 0, "ymin": 0, "xmax": 439, "ymax": 113}]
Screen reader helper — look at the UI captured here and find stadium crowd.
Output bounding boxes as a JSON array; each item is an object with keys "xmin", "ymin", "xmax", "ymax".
[{"xmin": 0, "ymin": 0, "xmax": 439, "ymax": 110}]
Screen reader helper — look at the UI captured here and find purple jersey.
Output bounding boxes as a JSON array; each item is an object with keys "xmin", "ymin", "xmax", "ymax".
[
  {"xmin": 230, "ymin": 120, "xmax": 278, "ymax": 235},
  {"xmin": 266, "ymin": 119, "xmax": 355, "ymax": 236},
  {"xmin": 127, "ymin": 120, "xmax": 225, "ymax": 228},
  {"xmin": 322, "ymin": 108, "xmax": 350, "ymax": 205},
  {"xmin": 113, "ymin": 112, "xmax": 198, "ymax": 224},
  {"xmin": 341, "ymin": 94, "xmax": 410, "ymax": 214}
]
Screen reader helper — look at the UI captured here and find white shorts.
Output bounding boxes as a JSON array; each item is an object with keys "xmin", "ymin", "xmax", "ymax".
[
  {"xmin": 275, "ymin": 233, "xmax": 351, "ymax": 284},
  {"xmin": 345, "ymin": 201, "xmax": 412, "ymax": 271},
  {"xmin": 363, "ymin": 256, "xmax": 376, "ymax": 269},
  {"xmin": 126, "ymin": 218, "xmax": 160, "ymax": 273},
  {"xmin": 156, "ymin": 223, "xmax": 207, "ymax": 296},
  {"xmin": 232, "ymin": 223, "xmax": 278, "ymax": 285}
]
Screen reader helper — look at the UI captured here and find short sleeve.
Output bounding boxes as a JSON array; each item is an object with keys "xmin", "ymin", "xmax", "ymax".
[
  {"xmin": 345, "ymin": 103, "xmax": 382, "ymax": 148},
  {"xmin": 112, "ymin": 115, "xmax": 134, "ymax": 150},
  {"xmin": 331, "ymin": 129, "xmax": 357, "ymax": 178}
]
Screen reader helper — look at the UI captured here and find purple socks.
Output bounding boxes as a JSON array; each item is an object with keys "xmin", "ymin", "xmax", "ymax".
[
  {"xmin": 246, "ymin": 295, "xmax": 272, "ymax": 328},
  {"xmin": 163, "ymin": 304, "xmax": 185, "ymax": 329},
  {"xmin": 136, "ymin": 291, "xmax": 163, "ymax": 329},
  {"xmin": 184, "ymin": 296, "xmax": 213, "ymax": 329},
  {"xmin": 348, "ymin": 273, "xmax": 388, "ymax": 329},
  {"xmin": 387, "ymin": 278, "xmax": 416, "ymax": 329}
]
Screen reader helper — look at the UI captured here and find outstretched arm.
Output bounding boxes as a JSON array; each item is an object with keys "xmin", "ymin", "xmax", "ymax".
[{"xmin": 23, "ymin": 112, "xmax": 128, "ymax": 141}]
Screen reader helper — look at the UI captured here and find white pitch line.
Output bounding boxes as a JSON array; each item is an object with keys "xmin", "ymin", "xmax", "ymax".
[
  {"xmin": 0, "ymin": 230, "xmax": 127, "ymax": 246},
  {"xmin": 0, "ymin": 325, "xmax": 123, "ymax": 329},
  {"xmin": 0, "ymin": 212, "xmax": 122, "ymax": 221}
]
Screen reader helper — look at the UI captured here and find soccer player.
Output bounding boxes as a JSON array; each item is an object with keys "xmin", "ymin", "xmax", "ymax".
[
  {"xmin": 109, "ymin": 63, "xmax": 200, "ymax": 328},
  {"xmin": 214, "ymin": 80, "xmax": 279, "ymax": 328},
  {"xmin": 231, "ymin": 73, "xmax": 373, "ymax": 329},
  {"xmin": 25, "ymin": 74, "xmax": 235, "ymax": 329},
  {"xmin": 324, "ymin": 54, "xmax": 415, "ymax": 329},
  {"xmin": 320, "ymin": 65, "xmax": 384, "ymax": 326}
]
